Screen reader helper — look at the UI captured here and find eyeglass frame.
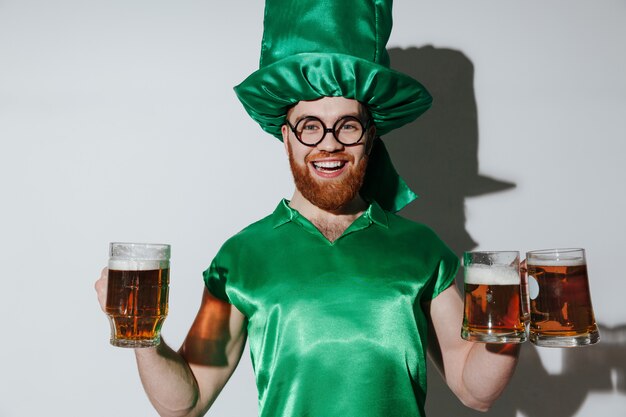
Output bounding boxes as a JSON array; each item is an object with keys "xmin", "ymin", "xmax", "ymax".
[{"xmin": 285, "ymin": 115, "xmax": 372, "ymax": 147}]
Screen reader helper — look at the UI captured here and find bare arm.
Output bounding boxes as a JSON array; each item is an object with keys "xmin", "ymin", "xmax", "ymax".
[
  {"xmin": 425, "ymin": 284, "xmax": 520, "ymax": 411},
  {"xmin": 95, "ymin": 268, "xmax": 247, "ymax": 417}
]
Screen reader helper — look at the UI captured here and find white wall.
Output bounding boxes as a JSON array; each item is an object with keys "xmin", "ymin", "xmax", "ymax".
[{"xmin": 0, "ymin": 1, "xmax": 623, "ymax": 416}]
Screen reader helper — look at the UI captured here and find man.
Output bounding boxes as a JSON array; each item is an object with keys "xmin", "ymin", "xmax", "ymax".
[{"xmin": 95, "ymin": 0, "xmax": 520, "ymax": 416}]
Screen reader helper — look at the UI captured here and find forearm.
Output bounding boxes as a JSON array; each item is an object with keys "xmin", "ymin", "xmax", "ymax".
[
  {"xmin": 135, "ymin": 340, "xmax": 200, "ymax": 417},
  {"xmin": 459, "ymin": 343, "xmax": 520, "ymax": 411}
]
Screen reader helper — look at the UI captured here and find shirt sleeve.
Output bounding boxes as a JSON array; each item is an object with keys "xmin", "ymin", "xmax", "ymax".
[
  {"xmin": 203, "ymin": 254, "xmax": 231, "ymax": 304},
  {"xmin": 423, "ymin": 242, "xmax": 460, "ymax": 301}
]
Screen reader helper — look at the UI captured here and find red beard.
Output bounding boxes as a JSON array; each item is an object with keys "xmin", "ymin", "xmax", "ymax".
[{"xmin": 287, "ymin": 141, "xmax": 369, "ymax": 211}]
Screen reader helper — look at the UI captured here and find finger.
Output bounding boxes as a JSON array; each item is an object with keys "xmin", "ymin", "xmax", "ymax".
[
  {"xmin": 95, "ymin": 267, "xmax": 109, "ymax": 312},
  {"xmin": 95, "ymin": 267, "xmax": 108, "ymax": 290}
]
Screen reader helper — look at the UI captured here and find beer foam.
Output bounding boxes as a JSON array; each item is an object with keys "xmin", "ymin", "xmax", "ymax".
[
  {"xmin": 108, "ymin": 259, "xmax": 168, "ymax": 271},
  {"xmin": 109, "ymin": 243, "xmax": 170, "ymax": 261},
  {"xmin": 465, "ymin": 265, "xmax": 520, "ymax": 285}
]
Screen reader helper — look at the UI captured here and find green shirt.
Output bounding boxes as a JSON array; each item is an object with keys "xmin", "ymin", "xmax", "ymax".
[{"xmin": 204, "ymin": 200, "xmax": 459, "ymax": 417}]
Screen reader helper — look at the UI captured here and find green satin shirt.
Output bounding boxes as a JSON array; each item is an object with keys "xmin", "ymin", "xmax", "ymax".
[{"xmin": 204, "ymin": 200, "xmax": 459, "ymax": 417}]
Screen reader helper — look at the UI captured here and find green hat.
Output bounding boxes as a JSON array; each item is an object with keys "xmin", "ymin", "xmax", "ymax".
[{"xmin": 234, "ymin": 0, "xmax": 432, "ymax": 212}]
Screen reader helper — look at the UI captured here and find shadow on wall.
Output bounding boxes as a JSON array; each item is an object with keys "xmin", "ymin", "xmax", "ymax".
[
  {"xmin": 426, "ymin": 324, "xmax": 626, "ymax": 417},
  {"xmin": 385, "ymin": 46, "xmax": 514, "ymax": 257},
  {"xmin": 384, "ymin": 46, "xmax": 626, "ymax": 416}
]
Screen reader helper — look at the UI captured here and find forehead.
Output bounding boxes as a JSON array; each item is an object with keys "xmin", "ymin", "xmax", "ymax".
[{"xmin": 288, "ymin": 97, "xmax": 363, "ymax": 120}]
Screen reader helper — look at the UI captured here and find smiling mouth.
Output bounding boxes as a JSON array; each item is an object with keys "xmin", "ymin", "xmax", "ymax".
[{"xmin": 311, "ymin": 160, "xmax": 347, "ymax": 173}]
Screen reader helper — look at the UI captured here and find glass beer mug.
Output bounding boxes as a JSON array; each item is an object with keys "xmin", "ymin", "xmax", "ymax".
[
  {"xmin": 106, "ymin": 242, "xmax": 170, "ymax": 348},
  {"xmin": 461, "ymin": 251, "xmax": 527, "ymax": 343},
  {"xmin": 526, "ymin": 248, "xmax": 599, "ymax": 347}
]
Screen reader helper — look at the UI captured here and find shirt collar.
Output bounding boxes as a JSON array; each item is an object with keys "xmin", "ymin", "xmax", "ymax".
[
  {"xmin": 364, "ymin": 199, "xmax": 389, "ymax": 228},
  {"xmin": 271, "ymin": 199, "xmax": 388, "ymax": 229},
  {"xmin": 272, "ymin": 199, "xmax": 297, "ymax": 228}
]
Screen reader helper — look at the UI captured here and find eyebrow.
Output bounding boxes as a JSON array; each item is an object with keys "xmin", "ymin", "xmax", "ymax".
[{"xmin": 293, "ymin": 112, "xmax": 362, "ymax": 123}]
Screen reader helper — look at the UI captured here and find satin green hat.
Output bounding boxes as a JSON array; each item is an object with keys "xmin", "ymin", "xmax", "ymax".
[{"xmin": 234, "ymin": 0, "xmax": 432, "ymax": 212}]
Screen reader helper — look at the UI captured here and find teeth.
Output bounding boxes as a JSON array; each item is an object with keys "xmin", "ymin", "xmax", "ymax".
[{"xmin": 313, "ymin": 161, "xmax": 344, "ymax": 169}]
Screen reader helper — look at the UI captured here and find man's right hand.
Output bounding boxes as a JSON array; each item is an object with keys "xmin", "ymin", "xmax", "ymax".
[
  {"xmin": 94, "ymin": 267, "xmax": 108, "ymax": 312},
  {"xmin": 94, "ymin": 263, "xmax": 247, "ymax": 417}
]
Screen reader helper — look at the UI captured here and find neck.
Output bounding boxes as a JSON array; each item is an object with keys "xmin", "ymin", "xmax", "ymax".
[{"xmin": 289, "ymin": 190, "xmax": 368, "ymax": 242}]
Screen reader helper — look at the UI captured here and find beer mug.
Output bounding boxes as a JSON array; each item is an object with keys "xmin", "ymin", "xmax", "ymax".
[
  {"xmin": 461, "ymin": 251, "xmax": 527, "ymax": 343},
  {"xmin": 106, "ymin": 242, "xmax": 170, "ymax": 348},
  {"xmin": 526, "ymin": 248, "xmax": 599, "ymax": 347}
]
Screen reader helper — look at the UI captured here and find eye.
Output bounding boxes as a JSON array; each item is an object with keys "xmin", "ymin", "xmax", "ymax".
[
  {"xmin": 298, "ymin": 117, "xmax": 323, "ymax": 133},
  {"xmin": 336, "ymin": 116, "xmax": 363, "ymax": 132}
]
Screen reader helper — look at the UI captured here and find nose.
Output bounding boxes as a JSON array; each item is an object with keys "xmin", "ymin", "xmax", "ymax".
[{"xmin": 316, "ymin": 129, "xmax": 344, "ymax": 152}]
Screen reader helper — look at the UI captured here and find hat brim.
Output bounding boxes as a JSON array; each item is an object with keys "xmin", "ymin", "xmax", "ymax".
[{"xmin": 234, "ymin": 52, "xmax": 433, "ymax": 139}]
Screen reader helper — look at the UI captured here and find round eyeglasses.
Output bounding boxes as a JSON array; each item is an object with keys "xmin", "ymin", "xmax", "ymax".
[{"xmin": 286, "ymin": 116, "xmax": 370, "ymax": 147}]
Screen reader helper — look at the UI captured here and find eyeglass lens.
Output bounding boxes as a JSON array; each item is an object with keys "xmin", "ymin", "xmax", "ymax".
[{"xmin": 294, "ymin": 116, "xmax": 365, "ymax": 146}]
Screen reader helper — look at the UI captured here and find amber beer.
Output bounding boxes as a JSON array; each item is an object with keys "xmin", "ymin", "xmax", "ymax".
[
  {"xmin": 527, "ymin": 248, "xmax": 599, "ymax": 347},
  {"xmin": 106, "ymin": 243, "xmax": 170, "ymax": 348},
  {"xmin": 462, "ymin": 251, "xmax": 526, "ymax": 343}
]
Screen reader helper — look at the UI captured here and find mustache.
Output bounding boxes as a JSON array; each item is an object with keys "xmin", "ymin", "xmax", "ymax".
[{"xmin": 304, "ymin": 151, "xmax": 355, "ymax": 164}]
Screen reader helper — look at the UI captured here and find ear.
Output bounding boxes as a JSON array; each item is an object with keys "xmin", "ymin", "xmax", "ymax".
[{"xmin": 281, "ymin": 124, "xmax": 290, "ymax": 154}]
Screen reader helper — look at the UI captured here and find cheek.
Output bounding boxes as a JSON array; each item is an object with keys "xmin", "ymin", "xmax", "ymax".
[
  {"xmin": 287, "ymin": 140, "xmax": 310, "ymax": 164},
  {"xmin": 351, "ymin": 148, "xmax": 368, "ymax": 164},
  {"xmin": 296, "ymin": 151, "xmax": 312, "ymax": 165}
]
